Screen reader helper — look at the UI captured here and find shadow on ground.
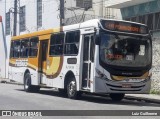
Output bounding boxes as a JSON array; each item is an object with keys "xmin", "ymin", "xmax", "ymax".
[{"xmin": 15, "ymin": 88, "xmax": 160, "ymax": 107}]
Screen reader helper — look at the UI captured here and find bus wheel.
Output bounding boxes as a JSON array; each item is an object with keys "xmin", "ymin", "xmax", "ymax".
[
  {"xmin": 67, "ymin": 77, "xmax": 81, "ymax": 99},
  {"xmin": 24, "ymin": 73, "xmax": 40, "ymax": 92},
  {"xmin": 109, "ymin": 93, "xmax": 125, "ymax": 101}
]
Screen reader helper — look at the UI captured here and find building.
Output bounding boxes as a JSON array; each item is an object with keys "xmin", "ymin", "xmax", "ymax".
[
  {"xmin": 108, "ymin": 0, "xmax": 160, "ymax": 93},
  {"xmin": 0, "ymin": 0, "xmax": 121, "ymax": 79},
  {"xmin": 107, "ymin": 0, "xmax": 160, "ymax": 37},
  {"xmin": 64, "ymin": 0, "xmax": 121, "ymax": 25},
  {"xmin": 0, "ymin": 0, "xmax": 60, "ymax": 78}
]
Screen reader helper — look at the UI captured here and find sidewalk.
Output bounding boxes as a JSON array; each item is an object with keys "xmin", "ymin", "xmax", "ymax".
[
  {"xmin": 125, "ymin": 94, "xmax": 160, "ymax": 104},
  {"xmin": 0, "ymin": 78, "xmax": 10, "ymax": 83},
  {"xmin": 1, "ymin": 78, "xmax": 160, "ymax": 103}
]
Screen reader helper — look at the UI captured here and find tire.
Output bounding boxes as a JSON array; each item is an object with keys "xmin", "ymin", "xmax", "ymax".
[
  {"xmin": 67, "ymin": 77, "xmax": 81, "ymax": 99},
  {"xmin": 24, "ymin": 73, "xmax": 40, "ymax": 92},
  {"xmin": 109, "ymin": 93, "xmax": 125, "ymax": 101}
]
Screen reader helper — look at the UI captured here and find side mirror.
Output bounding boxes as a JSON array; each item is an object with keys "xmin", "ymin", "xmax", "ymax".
[{"xmin": 95, "ymin": 35, "xmax": 100, "ymax": 45}]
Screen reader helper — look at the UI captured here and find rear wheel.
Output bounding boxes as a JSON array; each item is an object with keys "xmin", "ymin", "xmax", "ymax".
[
  {"xmin": 67, "ymin": 77, "xmax": 81, "ymax": 99},
  {"xmin": 24, "ymin": 73, "xmax": 40, "ymax": 92},
  {"xmin": 109, "ymin": 93, "xmax": 125, "ymax": 101}
]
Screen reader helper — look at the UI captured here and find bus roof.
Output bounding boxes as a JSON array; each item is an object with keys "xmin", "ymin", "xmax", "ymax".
[
  {"xmin": 12, "ymin": 19, "xmax": 148, "ymax": 40},
  {"xmin": 11, "ymin": 28, "xmax": 61, "ymax": 40},
  {"xmin": 63, "ymin": 18, "xmax": 147, "ymax": 31}
]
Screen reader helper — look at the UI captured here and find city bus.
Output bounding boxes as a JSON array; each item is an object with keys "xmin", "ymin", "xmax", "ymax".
[{"xmin": 9, "ymin": 19, "xmax": 152, "ymax": 101}]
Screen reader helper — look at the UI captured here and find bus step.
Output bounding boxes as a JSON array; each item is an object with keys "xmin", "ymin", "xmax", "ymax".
[{"xmin": 82, "ymin": 87, "xmax": 90, "ymax": 91}]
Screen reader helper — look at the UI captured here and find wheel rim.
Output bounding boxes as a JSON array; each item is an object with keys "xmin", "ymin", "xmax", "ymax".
[
  {"xmin": 24, "ymin": 77, "xmax": 29, "ymax": 89},
  {"xmin": 68, "ymin": 81, "xmax": 76, "ymax": 96}
]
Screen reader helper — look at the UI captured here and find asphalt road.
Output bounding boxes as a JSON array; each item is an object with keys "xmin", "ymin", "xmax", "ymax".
[{"xmin": 0, "ymin": 83, "xmax": 160, "ymax": 119}]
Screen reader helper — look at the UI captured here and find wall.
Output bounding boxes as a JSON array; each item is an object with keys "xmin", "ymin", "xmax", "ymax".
[
  {"xmin": 0, "ymin": 18, "xmax": 6, "ymax": 78},
  {"xmin": 0, "ymin": 0, "xmax": 60, "ymax": 79},
  {"xmin": 121, "ymin": 0, "xmax": 160, "ymax": 19},
  {"xmin": 151, "ymin": 33, "xmax": 160, "ymax": 93},
  {"xmin": 64, "ymin": 0, "xmax": 122, "ymax": 25}
]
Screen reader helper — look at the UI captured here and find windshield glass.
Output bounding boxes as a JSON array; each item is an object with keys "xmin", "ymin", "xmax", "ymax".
[{"xmin": 100, "ymin": 33, "xmax": 152, "ymax": 68}]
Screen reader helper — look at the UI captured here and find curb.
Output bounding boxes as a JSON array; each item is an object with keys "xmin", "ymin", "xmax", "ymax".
[
  {"xmin": 0, "ymin": 79, "xmax": 21, "ymax": 85},
  {"xmin": 124, "ymin": 95, "xmax": 160, "ymax": 104},
  {"xmin": 0, "ymin": 79, "xmax": 9, "ymax": 83}
]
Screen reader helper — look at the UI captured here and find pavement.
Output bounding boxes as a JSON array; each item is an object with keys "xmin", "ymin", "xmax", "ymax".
[{"xmin": 1, "ymin": 78, "xmax": 160, "ymax": 104}]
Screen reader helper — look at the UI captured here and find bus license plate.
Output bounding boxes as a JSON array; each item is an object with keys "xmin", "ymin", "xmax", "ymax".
[{"xmin": 122, "ymin": 84, "xmax": 131, "ymax": 88}]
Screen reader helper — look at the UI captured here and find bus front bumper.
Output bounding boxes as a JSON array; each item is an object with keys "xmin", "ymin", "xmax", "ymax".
[{"xmin": 94, "ymin": 77, "xmax": 151, "ymax": 94}]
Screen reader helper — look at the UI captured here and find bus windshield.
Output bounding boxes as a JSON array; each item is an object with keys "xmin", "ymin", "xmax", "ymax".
[{"xmin": 100, "ymin": 32, "xmax": 152, "ymax": 68}]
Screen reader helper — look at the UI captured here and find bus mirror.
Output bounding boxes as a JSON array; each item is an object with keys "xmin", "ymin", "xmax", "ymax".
[
  {"xmin": 95, "ymin": 35, "xmax": 100, "ymax": 45},
  {"xmin": 149, "ymin": 30, "xmax": 153, "ymax": 36}
]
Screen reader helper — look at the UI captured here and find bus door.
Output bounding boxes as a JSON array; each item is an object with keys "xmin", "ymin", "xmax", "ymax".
[
  {"xmin": 39, "ymin": 40, "xmax": 48, "ymax": 84},
  {"xmin": 82, "ymin": 34, "xmax": 95, "ymax": 89}
]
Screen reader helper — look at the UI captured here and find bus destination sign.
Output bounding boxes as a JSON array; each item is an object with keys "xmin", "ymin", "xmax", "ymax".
[{"xmin": 100, "ymin": 20, "xmax": 148, "ymax": 34}]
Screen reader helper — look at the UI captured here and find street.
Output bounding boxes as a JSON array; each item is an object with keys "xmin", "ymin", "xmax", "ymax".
[{"xmin": 0, "ymin": 83, "xmax": 160, "ymax": 119}]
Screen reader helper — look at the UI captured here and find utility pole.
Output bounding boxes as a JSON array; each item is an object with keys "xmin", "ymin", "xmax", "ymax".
[
  {"xmin": 13, "ymin": 0, "xmax": 17, "ymax": 36},
  {"xmin": 60, "ymin": 0, "xmax": 65, "ymax": 27}
]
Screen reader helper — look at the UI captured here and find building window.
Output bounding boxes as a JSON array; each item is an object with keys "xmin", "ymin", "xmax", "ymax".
[
  {"xmin": 155, "ymin": 12, "xmax": 160, "ymax": 30},
  {"xmin": 37, "ymin": 0, "xmax": 42, "ymax": 28},
  {"xmin": 19, "ymin": 6, "xmax": 26, "ymax": 32},
  {"xmin": 146, "ymin": 14, "xmax": 153, "ymax": 30},
  {"xmin": 6, "ymin": 12, "xmax": 10, "ymax": 35},
  {"xmin": 64, "ymin": 30, "xmax": 80, "ymax": 55},
  {"xmin": 139, "ymin": 15, "xmax": 145, "ymax": 24},
  {"xmin": 76, "ymin": 0, "xmax": 92, "ymax": 8}
]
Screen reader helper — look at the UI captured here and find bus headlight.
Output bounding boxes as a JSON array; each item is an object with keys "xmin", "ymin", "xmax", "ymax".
[{"xmin": 96, "ymin": 69, "xmax": 108, "ymax": 79}]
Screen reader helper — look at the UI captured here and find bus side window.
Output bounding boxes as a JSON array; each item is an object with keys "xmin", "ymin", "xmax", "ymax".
[
  {"xmin": 13, "ymin": 40, "xmax": 21, "ymax": 58},
  {"xmin": 29, "ymin": 37, "xmax": 39, "ymax": 57},
  {"xmin": 64, "ymin": 30, "xmax": 80, "ymax": 55},
  {"xmin": 10, "ymin": 41, "xmax": 14, "ymax": 58},
  {"xmin": 20, "ymin": 39, "xmax": 29, "ymax": 58},
  {"xmin": 49, "ymin": 33, "xmax": 64, "ymax": 56}
]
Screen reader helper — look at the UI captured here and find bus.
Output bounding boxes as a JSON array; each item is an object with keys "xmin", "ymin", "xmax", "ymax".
[{"xmin": 9, "ymin": 19, "xmax": 152, "ymax": 101}]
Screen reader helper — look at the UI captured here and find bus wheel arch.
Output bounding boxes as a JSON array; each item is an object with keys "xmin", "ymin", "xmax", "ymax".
[
  {"xmin": 64, "ymin": 71, "xmax": 81, "ymax": 99},
  {"xmin": 64, "ymin": 71, "xmax": 75, "ymax": 90},
  {"xmin": 23, "ymin": 70, "xmax": 40, "ymax": 92}
]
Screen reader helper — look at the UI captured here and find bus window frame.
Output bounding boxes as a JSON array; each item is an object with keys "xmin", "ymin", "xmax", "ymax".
[
  {"xmin": 28, "ymin": 37, "xmax": 39, "ymax": 58},
  {"xmin": 64, "ymin": 30, "xmax": 80, "ymax": 56},
  {"xmin": 12, "ymin": 40, "xmax": 21, "ymax": 59},
  {"xmin": 20, "ymin": 38, "xmax": 30, "ymax": 58},
  {"xmin": 49, "ymin": 32, "xmax": 64, "ymax": 57}
]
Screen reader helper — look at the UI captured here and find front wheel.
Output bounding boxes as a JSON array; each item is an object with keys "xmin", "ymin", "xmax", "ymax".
[
  {"xmin": 24, "ymin": 73, "xmax": 40, "ymax": 92},
  {"xmin": 109, "ymin": 93, "xmax": 125, "ymax": 101},
  {"xmin": 67, "ymin": 77, "xmax": 81, "ymax": 99}
]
